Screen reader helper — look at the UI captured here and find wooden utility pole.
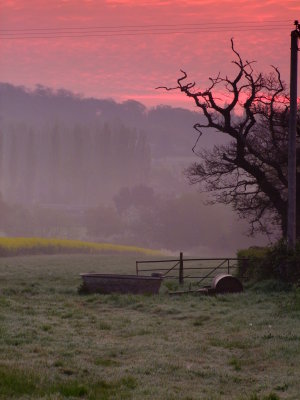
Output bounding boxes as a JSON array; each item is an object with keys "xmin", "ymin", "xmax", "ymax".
[{"xmin": 288, "ymin": 21, "xmax": 300, "ymax": 249}]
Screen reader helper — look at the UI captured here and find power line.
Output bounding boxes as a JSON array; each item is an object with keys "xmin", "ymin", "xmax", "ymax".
[
  {"xmin": 0, "ymin": 23, "xmax": 292, "ymax": 40},
  {"xmin": 0, "ymin": 24, "xmax": 289, "ymax": 35},
  {"xmin": 0, "ymin": 28, "xmax": 290, "ymax": 38},
  {"xmin": 0, "ymin": 19, "xmax": 292, "ymax": 32}
]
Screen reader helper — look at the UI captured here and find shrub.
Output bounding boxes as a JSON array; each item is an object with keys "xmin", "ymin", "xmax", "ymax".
[
  {"xmin": 237, "ymin": 240, "xmax": 300, "ymax": 284},
  {"xmin": 237, "ymin": 246, "xmax": 269, "ymax": 281}
]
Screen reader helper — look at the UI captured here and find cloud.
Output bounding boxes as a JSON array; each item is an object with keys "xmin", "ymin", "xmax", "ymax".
[{"xmin": 0, "ymin": 0, "xmax": 297, "ymax": 108}]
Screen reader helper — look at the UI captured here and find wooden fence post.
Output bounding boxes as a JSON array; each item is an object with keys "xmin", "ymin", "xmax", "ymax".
[{"xmin": 179, "ymin": 252, "xmax": 184, "ymax": 285}]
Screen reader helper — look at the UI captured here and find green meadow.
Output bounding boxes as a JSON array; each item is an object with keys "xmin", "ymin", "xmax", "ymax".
[{"xmin": 0, "ymin": 253, "xmax": 299, "ymax": 399}]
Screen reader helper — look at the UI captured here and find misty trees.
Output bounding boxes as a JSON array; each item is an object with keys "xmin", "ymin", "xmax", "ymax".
[
  {"xmin": 0, "ymin": 121, "xmax": 151, "ymax": 206},
  {"xmin": 159, "ymin": 40, "xmax": 300, "ymax": 238},
  {"xmin": 113, "ymin": 185, "xmax": 156, "ymax": 215},
  {"xmin": 85, "ymin": 205, "xmax": 124, "ymax": 239}
]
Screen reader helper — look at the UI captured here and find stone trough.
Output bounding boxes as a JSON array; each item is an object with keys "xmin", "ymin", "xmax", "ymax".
[{"xmin": 79, "ymin": 273, "xmax": 163, "ymax": 294}]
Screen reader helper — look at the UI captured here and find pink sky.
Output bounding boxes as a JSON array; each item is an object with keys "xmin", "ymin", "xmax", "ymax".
[{"xmin": 1, "ymin": 0, "xmax": 299, "ymax": 108}]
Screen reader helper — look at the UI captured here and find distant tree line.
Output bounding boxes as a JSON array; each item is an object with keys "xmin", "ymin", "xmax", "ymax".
[
  {"xmin": 0, "ymin": 121, "xmax": 150, "ymax": 206},
  {"xmin": 0, "ymin": 82, "xmax": 210, "ymax": 159}
]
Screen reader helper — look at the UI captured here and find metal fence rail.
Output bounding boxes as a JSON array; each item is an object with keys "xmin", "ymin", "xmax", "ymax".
[{"xmin": 136, "ymin": 252, "xmax": 248, "ymax": 286}]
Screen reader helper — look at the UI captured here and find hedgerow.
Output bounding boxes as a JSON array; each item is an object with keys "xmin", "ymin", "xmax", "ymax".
[{"xmin": 237, "ymin": 240, "xmax": 300, "ymax": 284}]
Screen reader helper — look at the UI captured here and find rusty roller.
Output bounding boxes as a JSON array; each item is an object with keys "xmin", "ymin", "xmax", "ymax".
[{"xmin": 211, "ymin": 274, "xmax": 243, "ymax": 294}]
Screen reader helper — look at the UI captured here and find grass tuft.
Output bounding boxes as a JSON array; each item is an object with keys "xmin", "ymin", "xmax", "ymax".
[
  {"xmin": 95, "ymin": 358, "xmax": 120, "ymax": 367},
  {"xmin": 0, "ymin": 365, "xmax": 38, "ymax": 396},
  {"xmin": 229, "ymin": 357, "xmax": 242, "ymax": 371},
  {"xmin": 56, "ymin": 381, "xmax": 89, "ymax": 397}
]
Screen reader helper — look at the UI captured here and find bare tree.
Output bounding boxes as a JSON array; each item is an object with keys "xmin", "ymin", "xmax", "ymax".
[{"xmin": 158, "ymin": 40, "xmax": 300, "ymax": 237}]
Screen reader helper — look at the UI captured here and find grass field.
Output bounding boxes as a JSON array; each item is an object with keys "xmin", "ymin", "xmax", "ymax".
[{"xmin": 0, "ymin": 254, "xmax": 299, "ymax": 399}]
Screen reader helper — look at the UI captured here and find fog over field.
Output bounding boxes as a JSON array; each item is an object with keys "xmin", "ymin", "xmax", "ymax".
[{"xmin": 0, "ymin": 83, "xmax": 268, "ymax": 255}]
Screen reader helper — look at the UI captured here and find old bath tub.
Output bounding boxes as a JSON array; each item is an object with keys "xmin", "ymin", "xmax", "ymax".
[{"xmin": 79, "ymin": 273, "xmax": 163, "ymax": 294}]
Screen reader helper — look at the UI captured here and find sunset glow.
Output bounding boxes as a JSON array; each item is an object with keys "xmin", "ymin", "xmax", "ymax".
[{"xmin": 1, "ymin": 0, "xmax": 299, "ymax": 108}]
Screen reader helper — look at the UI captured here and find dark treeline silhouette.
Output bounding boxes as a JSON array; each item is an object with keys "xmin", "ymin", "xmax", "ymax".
[{"xmin": 0, "ymin": 82, "xmax": 216, "ymax": 158}]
